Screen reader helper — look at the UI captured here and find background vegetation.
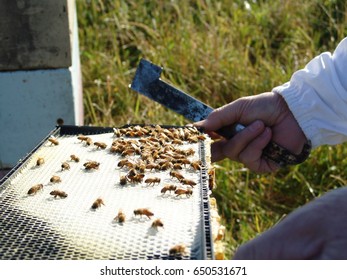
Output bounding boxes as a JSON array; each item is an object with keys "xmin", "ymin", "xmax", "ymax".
[{"xmin": 76, "ymin": 0, "xmax": 347, "ymax": 259}]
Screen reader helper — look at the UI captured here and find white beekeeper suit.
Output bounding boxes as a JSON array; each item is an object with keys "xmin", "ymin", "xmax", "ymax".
[{"xmin": 274, "ymin": 37, "xmax": 347, "ymax": 147}]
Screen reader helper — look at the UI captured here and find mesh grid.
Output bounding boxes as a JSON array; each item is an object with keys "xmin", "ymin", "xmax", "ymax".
[{"xmin": 0, "ymin": 125, "xmax": 213, "ymax": 260}]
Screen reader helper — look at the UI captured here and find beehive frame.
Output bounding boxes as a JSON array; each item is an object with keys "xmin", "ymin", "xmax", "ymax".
[{"xmin": 0, "ymin": 125, "xmax": 214, "ymax": 260}]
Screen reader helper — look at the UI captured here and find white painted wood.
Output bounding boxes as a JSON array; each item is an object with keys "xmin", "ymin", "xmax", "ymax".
[{"xmin": 0, "ymin": 1, "xmax": 83, "ymax": 168}]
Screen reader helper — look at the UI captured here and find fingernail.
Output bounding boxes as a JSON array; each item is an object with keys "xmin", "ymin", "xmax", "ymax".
[{"xmin": 249, "ymin": 120, "xmax": 263, "ymax": 132}]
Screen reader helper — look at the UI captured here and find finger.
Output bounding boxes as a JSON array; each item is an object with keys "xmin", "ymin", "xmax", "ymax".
[
  {"xmin": 201, "ymin": 103, "xmax": 242, "ymax": 131},
  {"xmin": 210, "ymin": 139, "xmax": 228, "ymax": 162},
  {"xmin": 238, "ymin": 127, "xmax": 277, "ymax": 172},
  {"xmin": 221, "ymin": 127, "xmax": 279, "ymax": 173},
  {"xmin": 194, "ymin": 100, "xmax": 247, "ymax": 133},
  {"xmin": 220, "ymin": 120, "xmax": 265, "ymax": 161}
]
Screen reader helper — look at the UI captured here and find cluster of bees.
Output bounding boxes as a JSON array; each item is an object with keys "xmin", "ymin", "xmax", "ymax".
[
  {"xmin": 28, "ymin": 152, "xmax": 83, "ymax": 200},
  {"xmin": 111, "ymin": 125, "xmax": 213, "ymax": 202},
  {"xmin": 27, "ymin": 125, "xmax": 214, "ymax": 258}
]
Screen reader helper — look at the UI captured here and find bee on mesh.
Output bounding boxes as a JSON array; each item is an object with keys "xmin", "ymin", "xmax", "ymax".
[
  {"xmin": 70, "ymin": 154, "xmax": 80, "ymax": 163},
  {"xmin": 133, "ymin": 208, "xmax": 154, "ymax": 219},
  {"xmin": 50, "ymin": 190, "xmax": 68, "ymax": 199},
  {"xmin": 174, "ymin": 188, "xmax": 193, "ymax": 198},
  {"xmin": 94, "ymin": 141, "xmax": 107, "ymax": 150},
  {"xmin": 151, "ymin": 218, "xmax": 164, "ymax": 230},
  {"xmin": 91, "ymin": 198, "xmax": 105, "ymax": 210},
  {"xmin": 50, "ymin": 175, "xmax": 61, "ymax": 184},
  {"xmin": 83, "ymin": 161, "xmax": 100, "ymax": 170},
  {"xmin": 48, "ymin": 137, "xmax": 59, "ymax": 146},
  {"xmin": 27, "ymin": 184, "xmax": 44, "ymax": 195},
  {"xmin": 61, "ymin": 162, "xmax": 70, "ymax": 171},
  {"xmin": 169, "ymin": 244, "xmax": 186, "ymax": 256},
  {"xmin": 144, "ymin": 177, "xmax": 161, "ymax": 187},
  {"xmin": 36, "ymin": 157, "xmax": 45, "ymax": 167},
  {"xmin": 160, "ymin": 185, "xmax": 177, "ymax": 195},
  {"xmin": 113, "ymin": 209, "xmax": 126, "ymax": 224}
]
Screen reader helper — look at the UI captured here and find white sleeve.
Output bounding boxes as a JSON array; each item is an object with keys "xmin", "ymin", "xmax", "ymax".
[{"xmin": 273, "ymin": 37, "xmax": 347, "ymax": 148}]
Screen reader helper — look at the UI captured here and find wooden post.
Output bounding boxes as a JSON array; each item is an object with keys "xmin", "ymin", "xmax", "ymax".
[{"xmin": 0, "ymin": 0, "xmax": 83, "ymax": 168}]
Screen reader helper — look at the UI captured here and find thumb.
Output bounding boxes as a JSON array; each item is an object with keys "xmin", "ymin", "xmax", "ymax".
[{"xmin": 195, "ymin": 102, "xmax": 243, "ymax": 132}]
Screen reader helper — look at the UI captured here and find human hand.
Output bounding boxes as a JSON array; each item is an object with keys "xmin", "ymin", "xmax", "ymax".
[
  {"xmin": 195, "ymin": 92, "xmax": 308, "ymax": 173},
  {"xmin": 233, "ymin": 187, "xmax": 347, "ymax": 259}
]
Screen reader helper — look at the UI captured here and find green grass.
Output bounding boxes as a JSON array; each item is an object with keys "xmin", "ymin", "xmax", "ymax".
[{"xmin": 76, "ymin": 0, "xmax": 347, "ymax": 259}]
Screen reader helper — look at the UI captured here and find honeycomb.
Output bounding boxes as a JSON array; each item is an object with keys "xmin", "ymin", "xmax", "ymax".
[{"xmin": 0, "ymin": 125, "xmax": 214, "ymax": 260}]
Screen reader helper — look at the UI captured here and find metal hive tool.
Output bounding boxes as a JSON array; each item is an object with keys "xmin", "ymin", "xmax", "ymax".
[{"xmin": 0, "ymin": 125, "xmax": 214, "ymax": 260}]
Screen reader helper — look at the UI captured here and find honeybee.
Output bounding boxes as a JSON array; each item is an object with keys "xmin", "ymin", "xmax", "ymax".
[
  {"xmin": 84, "ymin": 161, "xmax": 100, "ymax": 170},
  {"xmin": 36, "ymin": 157, "xmax": 45, "ymax": 166},
  {"xmin": 48, "ymin": 137, "xmax": 59, "ymax": 146},
  {"xmin": 77, "ymin": 134, "xmax": 89, "ymax": 142},
  {"xmin": 196, "ymin": 134, "xmax": 207, "ymax": 140},
  {"xmin": 145, "ymin": 163, "xmax": 159, "ymax": 171},
  {"xmin": 138, "ymin": 138, "xmax": 148, "ymax": 144},
  {"xmin": 27, "ymin": 184, "xmax": 43, "ymax": 195},
  {"xmin": 154, "ymin": 124, "xmax": 163, "ymax": 132},
  {"xmin": 61, "ymin": 162, "xmax": 70, "ymax": 171},
  {"xmin": 91, "ymin": 198, "xmax": 104, "ymax": 209},
  {"xmin": 176, "ymin": 158, "xmax": 191, "ymax": 166},
  {"xmin": 127, "ymin": 173, "xmax": 145, "ymax": 184},
  {"xmin": 172, "ymin": 163, "xmax": 183, "ymax": 170},
  {"xmin": 121, "ymin": 149, "xmax": 136, "ymax": 157},
  {"xmin": 141, "ymin": 153, "xmax": 154, "ymax": 162},
  {"xmin": 147, "ymin": 137, "xmax": 159, "ymax": 143},
  {"xmin": 126, "ymin": 130, "xmax": 144, "ymax": 137},
  {"xmin": 110, "ymin": 145, "xmax": 120, "ymax": 153},
  {"xmin": 191, "ymin": 160, "xmax": 203, "ymax": 170},
  {"xmin": 118, "ymin": 159, "xmax": 134, "ymax": 169},
  {"xmin": 126, "ymin": 168, "xmax": 144, "ymax": 182},
  {"xmin": 169, "ymin": 171, "xmax": 185, "ymax": 181},
  {"xmin": 94, "ymin": 141, "xmax": 107, "ymax": 149},
  {"xmin": 159, "ymin": 161, "xmax": 173, "ymax": 171},
  {"xmin": 114, "ymin": 209, "xmax": 126, "ymax": 223},
  {"xmin": 70, "ymin": 154, "xmax": 80, "ymax": 162},
  {"xmin": 161, "ymin": 185, "xmax": 177, "ymax": 194},
  {"xmin": 50, "ymin": 175, "xmax": 61, "ymax": 183},
  {"xmin": 120, "ymin": 175, "xmax": 127, "ymax": 186},
  {"xmin": 169, "ymin": 129, "xmax": 180, "ymax": 140},
  {"xmin": 50, "ymin": 190, "xmax": 68, "ymax": 199},
  {"xmin": 145, "ymin": 177, "xmax": 161, "ymax": 186},
  {"xmin": 134, "ymin": 162, "xmax": 146, "ymax": 173},
  {"xmin": 215, "ymin": 225, "xmax": 226, "ymax": 241},
  {"xmin": 183, "ymin": 148, "xmax": 195, "ymax": 156},
  {"xmin": 208, "ymin": 168, "xmax": 216, "ymax": 190},
  {"xmin": 187, "ymin": 136, "xmax": 198, "ymax": 143},
  {"xmin": 180, "ymin": 178, "xmax": 197, "ymax": 187},
  {"xmin": 171, "ymin": 139, "xmax": 183, "ymax": 145},
  {"xmin": 151, "ymin": 150, "xmax": 160, "ymax": 161},
  {"xmin": 126, "ymin": 168, "xmax": 137, "ymax": 177},
  {"xmin": 134, "ymin": 208, "xmax": 154, "ymax": 219},
  {"xmin": 113, "ymin": 128, "xmax": 122, "ymax": 137},
  {"xmin": 151, "ymin": 218, "xmax": 164, "ymax": 229},
  {"xmin": 157, "ymin": 133, "xmax": 170, "ymax": 143},
  {"xmin": 175, "ymin": 188, "xmax": 193, "ymax": 198},
  {"xmin": 85, "ymin": 137, "xmax": 93, "ymax": 146},
  {"xmin": 169, "ymin": 244, "xmax": 186, "ymax": 255}
]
